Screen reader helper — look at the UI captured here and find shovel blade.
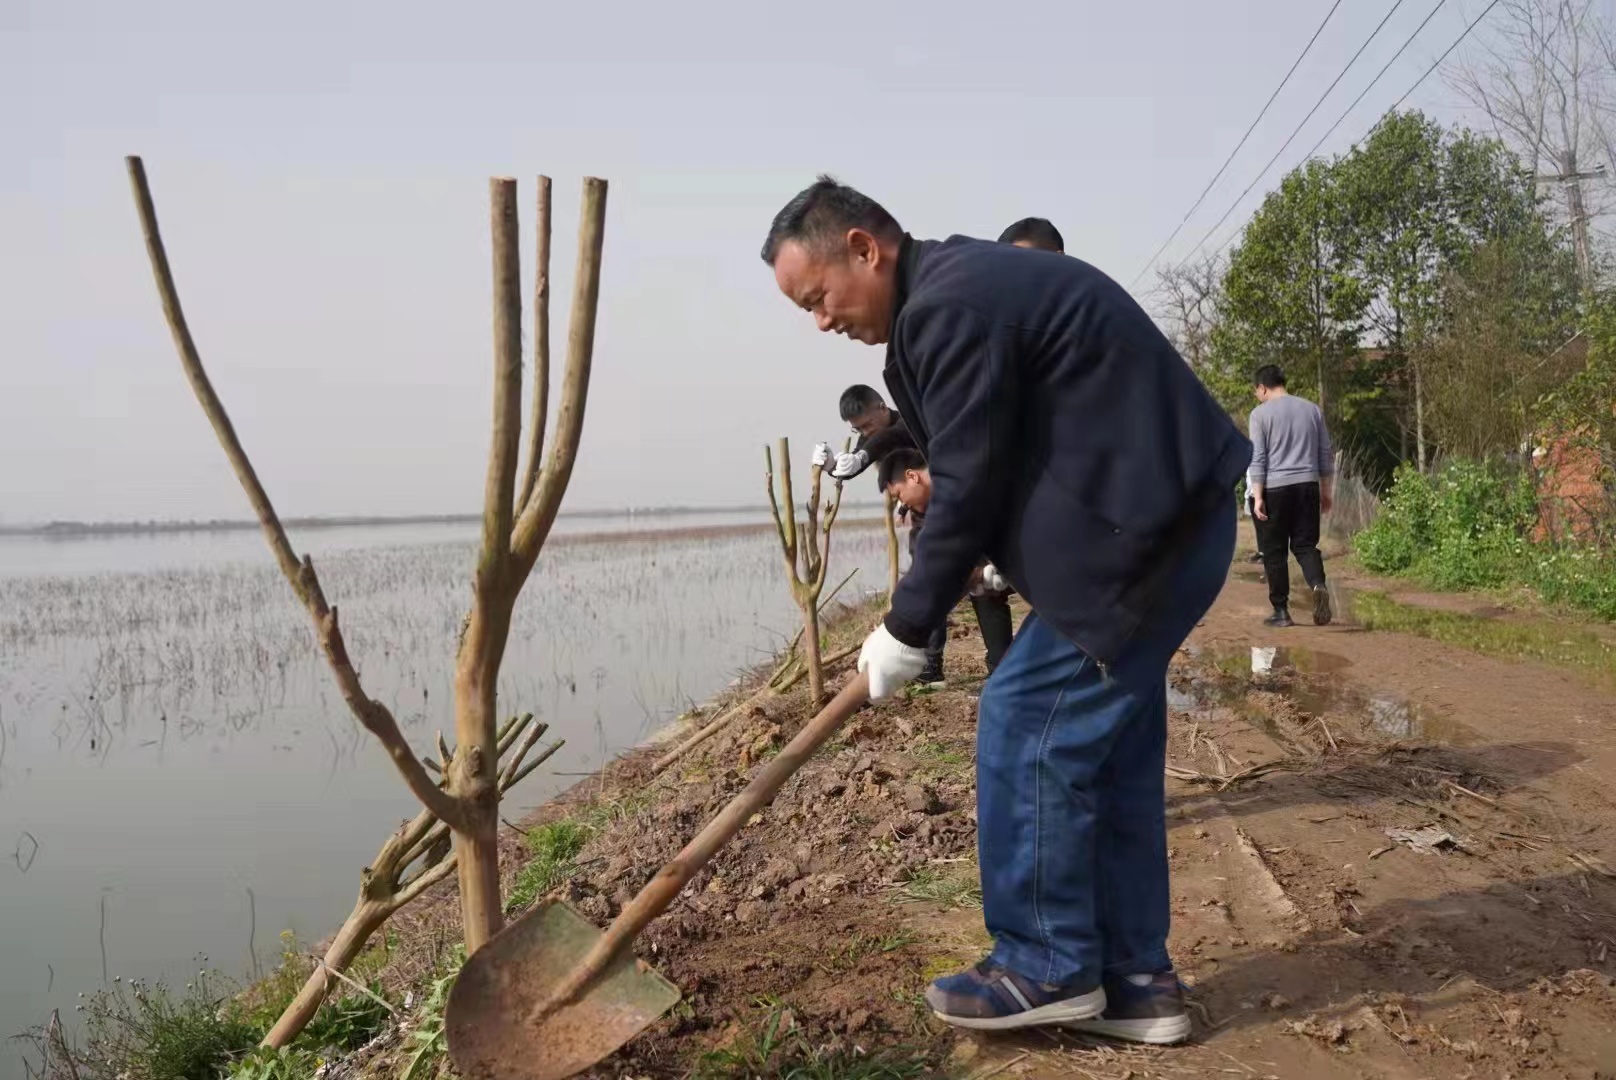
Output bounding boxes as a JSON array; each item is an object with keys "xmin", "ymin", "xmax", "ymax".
[{"xmin": 446, "ymin": 901, "xmax": 681, "ymax": 1080}]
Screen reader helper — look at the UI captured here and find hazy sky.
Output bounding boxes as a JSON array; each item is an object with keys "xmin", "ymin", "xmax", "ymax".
[{"xmin": 1, "ymin": 0, "xmax": 1486, "ymax": 522}]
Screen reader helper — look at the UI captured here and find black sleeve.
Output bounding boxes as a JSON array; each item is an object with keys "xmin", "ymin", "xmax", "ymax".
[{"xmin": 883, "ymin": 305, "xmax": 1016, "ymax": 647}]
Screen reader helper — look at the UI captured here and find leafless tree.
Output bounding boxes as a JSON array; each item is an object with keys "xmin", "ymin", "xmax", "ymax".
[
  {"xmin": 1448, "ymin": 0, "xmax": 1616, "ymax": 284},
  {"xmin": 127, "ymin": 159, "xmax": 607, "ymax": 956},
  {"xmin": 765, "ymin": 438, "xmax": 844, "ymax": 706},
  {"xmin": 1153, "ymin": 253, "xmax": 1225, "ymax": 371}
]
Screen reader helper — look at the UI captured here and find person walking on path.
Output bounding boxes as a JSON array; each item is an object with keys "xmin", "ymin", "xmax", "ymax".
[
  {"xmin": 762, "ymin": 177, "xmax": 1249, "ymax": 1043},
  {"xmin": 1247, "ymin": 364, "xmax": 1334, "ymax": 628}
]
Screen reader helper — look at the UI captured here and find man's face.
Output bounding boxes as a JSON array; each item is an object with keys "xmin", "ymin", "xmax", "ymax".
[
  {"xmin": 1253, "ymin": 384, "xmax": 1270, "ymax": 403},
  {"xmin": 1013, "ymin": 239, "xmax": 1062, "ymax": 254},
  {"xmin": 887, "ymin": 468, "xmax": 931, "ymax": 513},
  {"xmin": 849, "ymin": 406, "xmax": 891, "ymax": 439},
  {"xmin": 772, "ymin": 231, "xmax": 896, "ymax": 346}
]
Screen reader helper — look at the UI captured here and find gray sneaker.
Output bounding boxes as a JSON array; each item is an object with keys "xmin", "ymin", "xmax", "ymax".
[
  {"xmin": 1312, "ymin": 585, "xmax": 1333, "ymax": 626},
  {"xmin": 1066, "ymin": 972, "xmax": 1192, "ymax": 1045}
]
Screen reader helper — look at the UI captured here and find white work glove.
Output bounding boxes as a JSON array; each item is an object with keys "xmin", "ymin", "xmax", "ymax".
[
  {"xmin": 857, "ymin": 623, "xmax": 928, "ymax": 702},
  {"xmin": 831, "ymin": 449, "xmax": 868, "ymax": 480},
  {"xmin": 811, "ymin": 442, "xmax": 831, "ymax": 469},
  {"xmin": 980, "ymin": 563, "xmax": 1007, "ymax": 593}
]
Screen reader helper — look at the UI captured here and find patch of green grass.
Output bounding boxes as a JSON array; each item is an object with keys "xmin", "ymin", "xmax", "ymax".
[
  {"xmin": 819, "ymin": 930, "xmax": 917, "ymax": 973},
  {"xmin": 233, "ymin": 931, "xmax": 395, "ymax": 1052},
  {"xmin": 575, "ymin": 787, "xmax": 656, "ymax": 831},
  {"xmin": 890, "ymin": 863, "xmax": 983, "ymax": 910},
  {"xmin": 691, "ymin": 1003, "xmax": 931, "ymax": 1080},
  {"xmin": 226, "ymin": 1046, "xmax": 324, "ymax": 1080},
  {"xmin": 507, "ymin": 819, "xmax": 592, "ymax": 911},
  {"xmin": 1352, "ymin": 591, "xmax": 1616, "ymax": 681},
  {"xmin": 910, "ymin": 740, "xmax": 971, "ymax": 780}
]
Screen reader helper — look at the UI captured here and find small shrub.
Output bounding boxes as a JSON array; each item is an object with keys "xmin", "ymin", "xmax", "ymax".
[
  {"xmin": 78, "ymin": 966, "xmax": 259, "ymax": 1080},
  {"xmin": 1356, "ymin": 458, "xmax": 1616, "ymax": 620}
]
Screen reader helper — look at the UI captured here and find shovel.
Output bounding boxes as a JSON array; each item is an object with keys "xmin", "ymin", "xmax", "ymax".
[{"xmin": 446, "ymin": 672, "xmax": 871, "ymax": 1080}]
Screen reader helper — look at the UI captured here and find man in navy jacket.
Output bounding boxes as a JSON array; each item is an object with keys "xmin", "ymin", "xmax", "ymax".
[{"xmin": 763, "ymin": 177, "xmax": 1249, "ymax": 1042}]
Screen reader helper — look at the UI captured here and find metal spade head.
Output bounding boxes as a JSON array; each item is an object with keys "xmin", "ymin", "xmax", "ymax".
[{"xmin": 446, "ymin": 901, "xmax": 681, "ymax": 1080}]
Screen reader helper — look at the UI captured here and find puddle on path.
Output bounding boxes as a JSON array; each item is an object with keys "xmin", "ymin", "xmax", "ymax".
[{"xmin": 1172, "ymin": 642, "xmax": 1473, "ymax": 745}]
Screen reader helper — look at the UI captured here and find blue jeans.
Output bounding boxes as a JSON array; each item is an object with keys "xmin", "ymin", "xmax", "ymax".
[{"xmin": 977, "ymin": 500, "xmax": 1235, "ymax": 987}]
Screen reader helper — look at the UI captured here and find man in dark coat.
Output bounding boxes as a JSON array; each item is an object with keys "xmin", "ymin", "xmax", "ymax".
[{"xmin": 762, "ymin": 177, "xmax": 1249, "ymax": 1042}]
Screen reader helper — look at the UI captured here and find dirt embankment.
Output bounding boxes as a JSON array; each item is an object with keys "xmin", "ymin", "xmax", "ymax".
[{"xmin": 346, "ymin": 556, "xmax": 1616, "ymax": 1080}]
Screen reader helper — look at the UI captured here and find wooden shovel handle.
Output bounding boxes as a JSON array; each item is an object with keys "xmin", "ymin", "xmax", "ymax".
[{"xmin": 533, "ymin": 672, "xmax": 870, "ymax": 1018}]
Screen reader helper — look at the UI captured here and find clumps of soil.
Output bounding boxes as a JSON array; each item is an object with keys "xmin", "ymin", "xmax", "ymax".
[{"xmin": 345, "ymin": 598, "xmax": 988, "ymax": 1078}]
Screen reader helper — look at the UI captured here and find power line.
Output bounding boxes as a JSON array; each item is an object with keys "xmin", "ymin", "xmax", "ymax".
[
  {"xmin": 1387, "ymin": 0, "xmax": 1502, "ymax": 112},
  {"xmin": 1209, "ymin": 0, "xmax": 1504, "ymax": 261},
  {"xmin": 1126, "ymin": 0, "xmax": 1347, "ymax": 290},
  {"xmin": 1299, "ymin": 0, "xmax": 1452, "ymax": 164},
  {"xmin": 1169, "ymin": 0, "xmax": 1414, "ymax": 270}
]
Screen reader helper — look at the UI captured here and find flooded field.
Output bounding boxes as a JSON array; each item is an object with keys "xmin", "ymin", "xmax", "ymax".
[{"xmin": 0, "ymin": 511, "xmax": 891, "ymax": 1075}]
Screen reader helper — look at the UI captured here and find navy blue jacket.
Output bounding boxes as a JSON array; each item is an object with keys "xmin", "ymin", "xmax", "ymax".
[{"xmin": 882, "ymin": 236, "xmax": 1251, "ymax": 665}]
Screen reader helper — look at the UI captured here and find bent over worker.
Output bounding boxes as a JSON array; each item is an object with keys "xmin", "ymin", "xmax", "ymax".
[
  {"xmin": 815, "ymin": 386, "xmax": 1015, "ymax": 677},
  {"xmin": 762, "ymin": 177, "xmax": 1249, "ymax": 1043}
]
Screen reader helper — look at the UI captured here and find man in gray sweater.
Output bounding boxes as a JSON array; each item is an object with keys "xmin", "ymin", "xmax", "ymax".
[{"xmin": 1248, "ymin": 365, "xmax": 1333, "ymax": 628}]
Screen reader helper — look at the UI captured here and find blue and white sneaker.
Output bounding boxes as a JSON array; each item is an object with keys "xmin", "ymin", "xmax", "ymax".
[
  {"xmin": 924, "ymin": 959, "xmax": 1106, "ymax": 1031},
  {"xmin": 1065, "ymin": 972, "xmax": 1193, "ymax": 1045}
]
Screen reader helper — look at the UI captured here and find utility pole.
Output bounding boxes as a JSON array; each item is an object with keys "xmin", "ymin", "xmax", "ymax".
[{"xmin": 1536, "ymin": 160, "xmax": 1607, "ymax": 288}]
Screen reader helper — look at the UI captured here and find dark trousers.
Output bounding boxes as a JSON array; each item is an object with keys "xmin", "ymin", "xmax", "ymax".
[
  {"xmin": 1260, "ymin": 481, "xmax": 1326, "ymax": 610},
  {"xmin": 909, "ymin": 512, "xmax": 1013, "ymax": 673},
  {"xmin": 971, "ymin": 592, "xmax": 1014, "ymax": 673}
]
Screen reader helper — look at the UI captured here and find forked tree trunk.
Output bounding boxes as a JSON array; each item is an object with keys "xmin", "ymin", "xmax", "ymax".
[
  {"xmin": 127, "ymin": 158, "xmax": 607, "ymax": 959},
  {"xmin": 765, "ymin": 438, "xmax": 844, "ymax": 707}
]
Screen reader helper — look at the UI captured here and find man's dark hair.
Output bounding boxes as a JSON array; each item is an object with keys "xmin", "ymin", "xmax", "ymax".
[
  {"xmin": 838, "ymin": 384, "xmax": 886, "ymax": 421},
  {"xmin": 1253, "ymin": 364, "xmax": 1287, "ymax": 389},
  {"xmin": 877, "ymin": 447, "xmax": 928, "ymax": 490},
  {"xmin": 761, "ymin": 175, "xmax": 904, "ymax": 265},
  {"xmin": 997, "ymin": 217, "xmax": 1065, "ymax": 253}
]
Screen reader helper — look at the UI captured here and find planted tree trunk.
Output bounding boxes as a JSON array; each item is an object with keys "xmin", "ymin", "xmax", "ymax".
[
  {"xmin": 127, "ymin": 158, "xmax": 608, "ymax": 957},
  {"xmin": 765, "ymin": 438, "xmax": 844, "ymax": 706}
]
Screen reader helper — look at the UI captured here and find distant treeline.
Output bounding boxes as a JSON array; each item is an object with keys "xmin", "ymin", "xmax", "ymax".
[{"xmin": 0, "ymin": 503, "xmax": 885, "ymax": 540}]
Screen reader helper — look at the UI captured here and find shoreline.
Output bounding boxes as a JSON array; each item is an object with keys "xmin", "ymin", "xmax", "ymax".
[{"xmin": 0, "ymin": 504, "xmax": 886, "ymax": 542}]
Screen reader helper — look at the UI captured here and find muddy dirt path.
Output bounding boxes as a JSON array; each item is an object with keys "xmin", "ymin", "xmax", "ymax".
[
  {"xmin": 992, "ymin": 562, "xmax": 1616, "ymax": 1079},
  {"xmin": 349, "ymin": 556, "xmax": 1616, "ymax": 1080}
]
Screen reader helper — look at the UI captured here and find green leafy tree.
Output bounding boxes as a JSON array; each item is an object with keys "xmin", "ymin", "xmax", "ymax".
[
  {"xmin": 1336, "ymin": 112, "xmax": 1555, "ymax": 470},
  {"xmin": 1220, "ymin": 158, "xmax": 1368, "ymax": 425}
]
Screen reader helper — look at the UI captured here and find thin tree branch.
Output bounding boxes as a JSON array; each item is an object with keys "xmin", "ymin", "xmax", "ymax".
[
  {"xmin": 125, "ymin": 156, "xmax": 463, "ymax": 829},
  {"xmin": 517, "ymin": 176, "xmax": 553, "ymax": 513},
  {"xmin": 512, "ymin": 178, "xmax": 609, "ymax": 571},
  {"xmin": 482, "ymin": 177, "xmax": 524, "ymax": 584}
]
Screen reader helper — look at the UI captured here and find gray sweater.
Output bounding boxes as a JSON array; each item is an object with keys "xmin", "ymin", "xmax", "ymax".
[{"xmin": 1249, "ymin": 393, "xmax": 1333, "ymax": 490}]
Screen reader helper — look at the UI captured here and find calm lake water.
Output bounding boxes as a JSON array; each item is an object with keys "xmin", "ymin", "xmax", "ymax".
[{"xmin": 0, "ymin": 511, "xmax": 891, "ymax": 1075}]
